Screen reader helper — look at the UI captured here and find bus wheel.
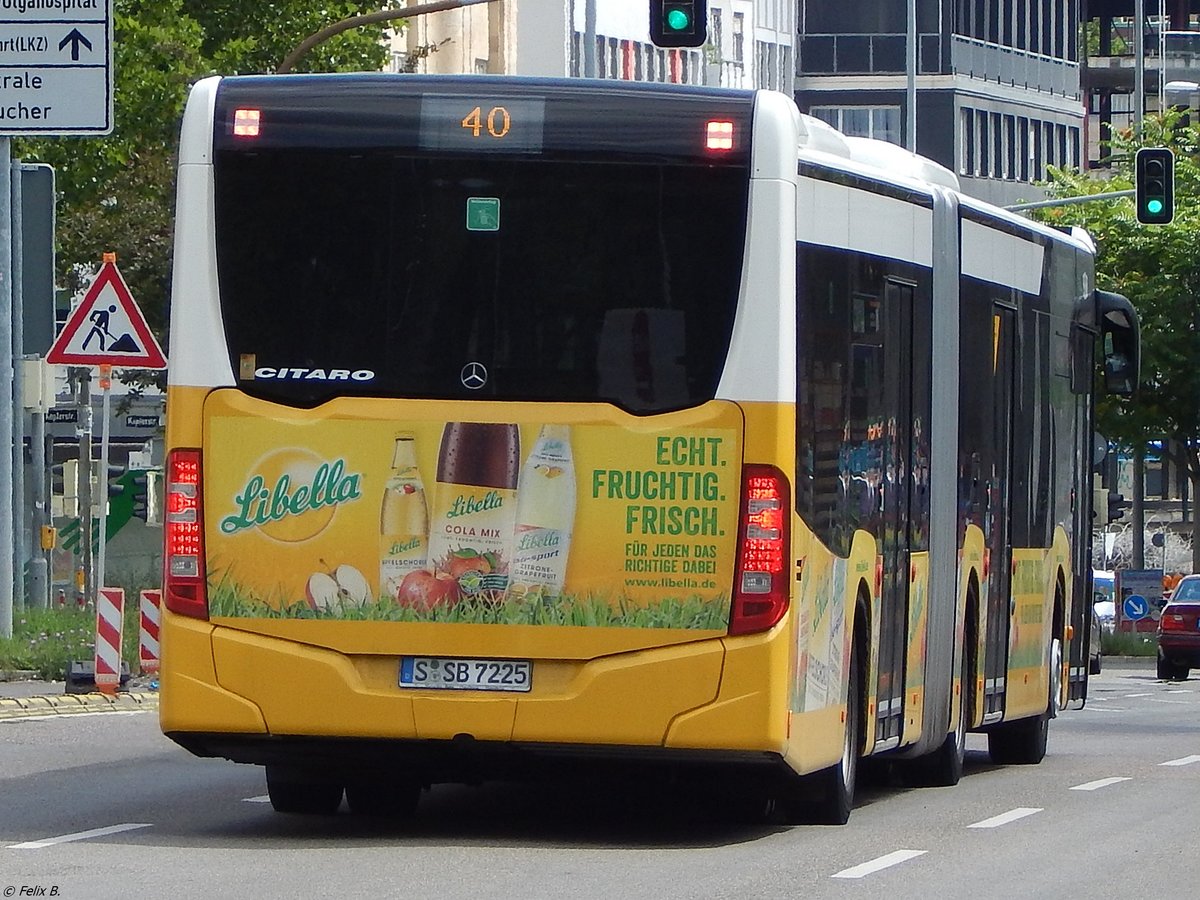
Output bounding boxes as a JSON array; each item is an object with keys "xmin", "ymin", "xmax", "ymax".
[
  {"xmin": 265, "ymin": 765, "xmax": 344, "ymax": 815},
  {"xmin": 345, "ymin": 777, "xmax": 421, "ymax": 818},
  {"xmin": 905, "ymin": 651, "xmax": 969, "ymax": 787},
  {"xmin": 987, "ymin": 638, "xmax": 1057, "ymax": 765},
  {"xmin": 804, "ymin": 638, "xmax": 862, "ymax": 825}
]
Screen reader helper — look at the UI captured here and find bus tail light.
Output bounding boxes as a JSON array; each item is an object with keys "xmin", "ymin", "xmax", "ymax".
[
  {"xmin": 729, "ymin": 465, "xmax": 790, "ymax": 636},
  {"xmin": 164, "ymin": 449, "xmax": 209, "ymax": 619}
]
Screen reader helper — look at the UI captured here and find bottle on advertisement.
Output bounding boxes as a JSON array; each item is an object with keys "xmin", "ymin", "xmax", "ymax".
[
  {"xmin": 379, "ymin": 434, "xmax": 429, "ymax": 600},
  {"xmin": 509, "ymin": 424, "xmax": 576, "ymax": 599},
  {"xmin": 427, "ymin": 422, "xmax": 520, "ymax": 597}
]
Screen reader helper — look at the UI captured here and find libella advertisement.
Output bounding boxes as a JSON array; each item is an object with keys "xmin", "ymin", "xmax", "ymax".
[{"xmin": 203, "ymin": 395, "xmax": 742, "ymax": 631}]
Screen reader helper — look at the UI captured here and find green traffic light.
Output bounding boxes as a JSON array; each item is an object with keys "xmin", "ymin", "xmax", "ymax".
[
  {"xmin": 666, "ymin": 8, "xmax": 691, "ymax": 30},
  {"xmin": 1147, "ymin": 199, "xmax": 1164, "ymax": 214}
]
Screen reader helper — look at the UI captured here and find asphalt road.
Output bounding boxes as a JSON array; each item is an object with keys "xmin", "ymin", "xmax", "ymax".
[{"xmin": 1, "ymin": 660, "xmax": 1196, "ymax": 900}]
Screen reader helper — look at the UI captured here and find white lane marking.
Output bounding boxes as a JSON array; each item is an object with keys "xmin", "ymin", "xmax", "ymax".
[
  {"xmin": 1165, "ymin": 689, "xmax": 1193, "ymax": 694},
  {"xmin": 1150, "ymin": 699, "xmax": 1193, "ymax": 705},
  {"xmin": 1160, "ymin": 755, "xmax": 1200, "ymax": 767},
  {"xmin": 242, "ymin": 795, "xmax": 271, "ymax": 803},
  {"xmin": 1079, "ymin": 705, "xmax": 1125, "ymax": 712},
  {"xmin": 832, "ymin": 849, "xmax": 927, "ymax": 879},
  {"xmin": 1123, "ymin": 692, "xmax": 1153, "ymax": 698},
  {"xmin": 8, "ymin": 823, "xmax": 152, "ymax": 849},
  {"xmin": 1070, "ymin": 777, "xmax": 1131, "ymax": 792},
  {"xmin": 967, "ymin": 807, "xmax": 1043, "ymax": 829}
]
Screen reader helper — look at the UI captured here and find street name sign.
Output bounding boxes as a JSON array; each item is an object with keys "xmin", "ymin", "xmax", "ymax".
[{"xmin": 0, "ymin": 0, "xmax": 113, "ymax": 135}]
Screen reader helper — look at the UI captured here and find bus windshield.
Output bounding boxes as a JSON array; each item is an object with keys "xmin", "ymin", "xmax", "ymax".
[{"xmin": 212, "ymin": 79, "xmax": 751, "ymax": 413}]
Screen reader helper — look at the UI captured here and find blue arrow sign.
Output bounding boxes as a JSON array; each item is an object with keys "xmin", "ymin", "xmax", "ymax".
[{"xmin": 1123, "ymin": 594, "xmax": 1149, "ymax": 621}]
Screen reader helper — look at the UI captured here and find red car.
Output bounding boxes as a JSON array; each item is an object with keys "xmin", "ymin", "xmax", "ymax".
[{"xmin": 1157, "ymin": 574, "xmax": 1200, "ymax": 681}]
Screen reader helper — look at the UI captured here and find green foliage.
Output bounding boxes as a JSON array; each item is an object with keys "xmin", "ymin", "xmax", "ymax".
[
  {"xmin": 1035, "ymin": 111, "xmax": 1200, "ymax": 570},
  {"xmin": 0, "ymin": 590, "xmax": 147, "ymax": 680},
  {"xmin": 1100, "ymin": 629, "xmax": 1156, "ymax": 657},
  {"xmin": 10, "ymin": 0, "xmax": 397, "ymax": 367}
]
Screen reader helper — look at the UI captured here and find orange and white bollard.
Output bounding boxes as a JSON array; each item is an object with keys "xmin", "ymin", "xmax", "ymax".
[
  {"xmin": 139, "ymin": 589, "xmax": 162, "ymax": 676},
  {"xmin": 94, "ymin": 587, "xmax": 125, "ymax": 695}
]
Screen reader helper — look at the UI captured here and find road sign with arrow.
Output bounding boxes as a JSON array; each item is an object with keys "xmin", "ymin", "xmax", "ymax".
[{"xmin": 0, "ymin": 0, "xmax": 113, "ymax": 135}]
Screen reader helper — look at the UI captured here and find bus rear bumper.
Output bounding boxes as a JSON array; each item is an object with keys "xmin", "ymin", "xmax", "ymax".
[
  {"xmin": 164, "ymin": 730, "xmax": 787, "ymax": 787},
  {"xmin": 160, "ymin": 619, "xmax": 788, "ymax": 760}
]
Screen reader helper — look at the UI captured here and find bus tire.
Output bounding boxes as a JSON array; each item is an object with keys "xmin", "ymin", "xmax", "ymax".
[
  {"xmin": 345, "ymin": 777, "xmax": 421, "ymax": 818},
  {"xmin": 987, "ymin": 638, "xmax": 1057, "ymax": 766},
  {"xmin": 803, "ymin": 636, "xmax": 863, "ymax": 824},
  {"xmin": 265, "ymin": 765, "xmax": 344, "ymax": 815},
  {"xmin": 905, "ymin": 650, "xmax": 969, "ymax": 787}
]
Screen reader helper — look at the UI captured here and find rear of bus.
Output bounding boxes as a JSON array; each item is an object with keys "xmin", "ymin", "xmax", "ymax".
[{"xmin": 162, "ymin": 75, "xmax": 805, "ymax": 812}]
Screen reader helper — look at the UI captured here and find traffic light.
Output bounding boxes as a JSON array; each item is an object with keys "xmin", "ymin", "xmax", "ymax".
[
  {"xmin": 1107, "ymin": 491, "xmax": 1129, "ymax": 523},
  {"xmin": 130, "ymin": 471, "xmax": 149, "ymax": 521},
  {"xmin": 650, "ymin": 0, "xmax": 707, "ymax": 48},
  {"xmin": 1135, "ymin": 147, "xmax": 1174, "ymax": 225}
]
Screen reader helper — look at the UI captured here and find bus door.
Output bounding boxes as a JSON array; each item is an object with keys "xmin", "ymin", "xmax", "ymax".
[
  {"xmin": 982, "ymin": 304, "xmax": 1016, "ymax": 722},
  {"xmin": 875, "ymin": 280, "xmax": 915, "ymax": 750}
]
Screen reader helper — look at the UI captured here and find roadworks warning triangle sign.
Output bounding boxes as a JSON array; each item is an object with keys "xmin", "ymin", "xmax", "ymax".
[{"xmin": 46, "ymin": 260, "xmax": 166, "ymax": 369}]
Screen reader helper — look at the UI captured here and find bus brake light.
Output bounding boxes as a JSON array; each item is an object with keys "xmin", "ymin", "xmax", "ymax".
[
  {"xmin": 164, "ymin": 449, "xmax": 209, "ymax": 619},
  {"xmin": 729, "ymin": 465, "xmax": 790, "ymax": 636},
  {"xmin": 233, "ymin": 108, "xmax": 261, "ymax": 137},
  {"xmin": 706, "ymin": 120, "xmax": 734, "ymax": 151}
]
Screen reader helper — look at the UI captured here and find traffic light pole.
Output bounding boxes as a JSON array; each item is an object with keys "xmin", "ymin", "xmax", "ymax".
[{"xmin": 1005, "ymin": 190, "xmax": 1134, "ymax": 212}]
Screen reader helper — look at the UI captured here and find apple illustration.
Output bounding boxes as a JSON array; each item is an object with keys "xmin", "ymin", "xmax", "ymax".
[
  {"xmin": 396, "ymin": 569, "xmax": 459, "ymax": 612},
  {"xmin": 305, "ymin": 563, "xmax": 372, "ymax": 611},
  {"xmin": 305, "ymin": 572, "xmax": 340, "ymax": 610}
]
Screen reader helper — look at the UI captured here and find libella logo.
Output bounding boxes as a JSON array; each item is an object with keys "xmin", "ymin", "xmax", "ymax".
[{"xmin": 219, "ymin": 448, "xmax": 364, "ymax": 543}]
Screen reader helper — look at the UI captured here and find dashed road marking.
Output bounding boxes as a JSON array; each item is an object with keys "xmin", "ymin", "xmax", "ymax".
[
  {"xmin": 8, "ymin": 823, "xmax": 152, "ymax": 849},
  {"xmin": 242, "ymin": 795, "xmax": 270, "ymax": 803},
  {"xmin": 832, "ymin": 849, "xmax": 927, "ymax": 879},
  {"xmin": 1123, "ymin": 692, "xmax": 1153, "ymax": 698},
  {"xmin": 1070, "ymin": 777, "xmax": 1131, "ymax": 791},
  {"xmin": 1159, "ymin": 755, "xmax": 1200, "ymax": 767},
  {"xmin": 967, "ymin": 807, "xmax": 1043, "ymax": 829}
]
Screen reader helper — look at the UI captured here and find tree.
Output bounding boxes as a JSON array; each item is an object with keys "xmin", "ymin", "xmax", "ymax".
[
  {"xmin": 1035, "ymin": 110, "xmax": 1200, "ymax": 571},
  {"xmin": 11, "ymin": 1, "xmax": 396, "ymax": 359}
]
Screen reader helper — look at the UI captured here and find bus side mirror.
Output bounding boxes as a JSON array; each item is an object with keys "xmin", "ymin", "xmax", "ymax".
[{"xmin": 1097, "ymin": 291, "xmax": 1139, "ymax": 397}]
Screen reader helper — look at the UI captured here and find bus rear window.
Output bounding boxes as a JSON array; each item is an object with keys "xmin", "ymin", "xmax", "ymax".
[{"xmin": 213, "ymin": 151, "xmax": 748, "ymax": 413}]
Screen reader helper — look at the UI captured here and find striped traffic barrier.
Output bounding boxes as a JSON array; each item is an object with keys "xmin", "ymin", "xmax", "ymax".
[
  {"xmin": 95, "ymin": 587, "xmax": 125, "ymax": 695},
  {"xmin": 139, "ymin": 589, "xmax": 162, "ymax": 675}
]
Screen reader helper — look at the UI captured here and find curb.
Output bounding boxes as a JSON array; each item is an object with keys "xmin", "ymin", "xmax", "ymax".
[{"xmin": 0, "ymin": 691, "xmax": 158, "ymax": 720}]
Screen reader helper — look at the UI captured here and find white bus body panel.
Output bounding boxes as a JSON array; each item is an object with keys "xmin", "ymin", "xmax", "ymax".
[
  {"xmin": 169, "ymin": 76, "xmax": 235, "ymax": 389},
  {"xmin": 716, "ymin": 91, "xmax": 798, "ymax": 404}
]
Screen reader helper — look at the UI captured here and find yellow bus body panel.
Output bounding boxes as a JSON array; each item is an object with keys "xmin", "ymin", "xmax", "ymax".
[{"xmin": 159, "ymin": 612, "xmax": 267, "ymax": 735}]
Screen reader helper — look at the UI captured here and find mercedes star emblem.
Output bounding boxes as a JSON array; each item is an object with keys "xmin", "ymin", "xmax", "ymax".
[{"xmin": 460, "ymin": 361, "xmax": 488, "ymax": 390}]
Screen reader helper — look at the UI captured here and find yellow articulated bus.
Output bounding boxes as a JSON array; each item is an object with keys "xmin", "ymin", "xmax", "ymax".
[{"xmin": 161, "ymin": 74, "xmax": 1140, "ymax": 823}]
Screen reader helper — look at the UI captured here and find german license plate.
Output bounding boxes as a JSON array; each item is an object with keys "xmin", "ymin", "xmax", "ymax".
[{"xmin": 399, "ymin": 656, "xmax": 532, "ymax": 692}]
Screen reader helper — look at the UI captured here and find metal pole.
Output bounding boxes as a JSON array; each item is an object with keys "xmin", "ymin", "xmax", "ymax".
[
  {"xmin": 77, "ymin": 369, "xmax": 92, "ymax": 606},
  {"xmin": 29, "ymin": 398, "xmax": 46, "ymax": 609},
  {"xmin": 906, "ymin": 0, "xmax": 917, "ymax": 152},
  {"xmin": 10, "ymin": 158, "xmax": 24, "ymax": 613},
  {"xmin": 1136, "ymin": 0, "xmax": 1146, "ymax": 128},
  {"xmin": 1159, "ymin": 0, "xmax": 1167, "ymax": 115},
  {"xmin": 0, "ymin": 137, "xmax": 12, "ymax": 638},
  {"xmin": 584, "ymin": 0, "xmax": 596, "ymax": 78},
  {"xmin": 1005, "ymin": 189, "xmax": 1135, "ymax": 212},
  {"xmin": 96, "ymin": 364, "xmax": 110, "ymax": 592}
]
